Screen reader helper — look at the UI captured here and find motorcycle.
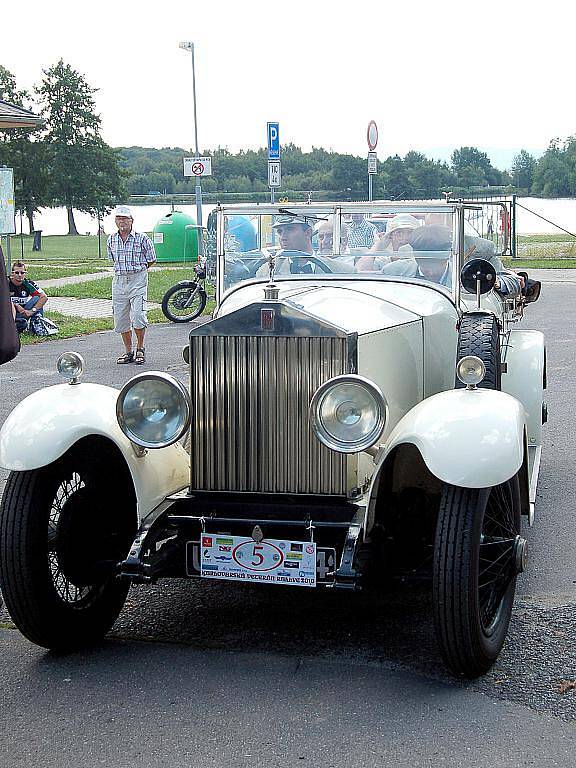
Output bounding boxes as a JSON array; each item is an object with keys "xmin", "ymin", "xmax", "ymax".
[{"xmin": 161, "ymin": 262, "xmax": 213, "ymax": 323}]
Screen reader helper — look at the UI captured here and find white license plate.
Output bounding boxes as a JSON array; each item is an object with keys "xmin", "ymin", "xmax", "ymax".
[{"xmin": 199, "ymin": 534, "xmax": 317, "ymax": 587}]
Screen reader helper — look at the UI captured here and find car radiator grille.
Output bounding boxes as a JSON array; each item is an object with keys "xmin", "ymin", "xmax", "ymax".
[{"xmin": 189, "ymin": 335, "xmax": 349, "ymax": 494}]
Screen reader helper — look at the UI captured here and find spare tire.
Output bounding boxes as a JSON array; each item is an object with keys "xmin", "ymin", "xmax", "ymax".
[{"xmin": 455, "ymin": 311, "xmax": 501, "ymax": 390}]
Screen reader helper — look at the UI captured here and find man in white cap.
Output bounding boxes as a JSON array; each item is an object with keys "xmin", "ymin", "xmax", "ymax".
[
  {"xmin": 256, "ymin": 214, "xmax": 353, "ymax": 277},
  {"xmin": 107, "ymin": 205, "xmax": 157, "ymax": 364}
]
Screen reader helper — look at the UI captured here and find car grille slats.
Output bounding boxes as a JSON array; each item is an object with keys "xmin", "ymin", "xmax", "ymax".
[{"xmin": 190, "ymin": 335, "xmax": 349, "ymax": 494}]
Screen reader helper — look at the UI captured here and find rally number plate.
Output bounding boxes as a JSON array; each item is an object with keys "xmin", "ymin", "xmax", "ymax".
[{"xmin": 186, "ymin": 538, "xmax": 336, "ymax": 586}]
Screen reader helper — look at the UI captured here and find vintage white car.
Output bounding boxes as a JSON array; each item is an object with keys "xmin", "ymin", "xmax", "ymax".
[{"xmin": 0, "ymin": 201, "xmax": 546, "ymax": 678}]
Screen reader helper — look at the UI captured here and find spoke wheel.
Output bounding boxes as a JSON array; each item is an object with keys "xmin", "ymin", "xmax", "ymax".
[
  {"xmin": 161, "ymin": 281, "xmax": 207, "ymax": 322},
  {"xmin": 0, "ymin": 445, "xmax": 136, "ymax": 649},
  {"xmin": 433, "ymin": 475, "xmax": 521, "ymax": 677}
]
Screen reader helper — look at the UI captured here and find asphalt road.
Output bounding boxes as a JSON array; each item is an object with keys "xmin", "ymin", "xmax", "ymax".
[{"xmin": 1, "ymin": 278, "xmax": 576, "ymax": 765}]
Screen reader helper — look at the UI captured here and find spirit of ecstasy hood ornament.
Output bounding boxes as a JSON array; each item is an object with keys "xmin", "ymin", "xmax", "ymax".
[{"xmin": 263, "ymin": 250, "xmax": 279, "ymax": 300}]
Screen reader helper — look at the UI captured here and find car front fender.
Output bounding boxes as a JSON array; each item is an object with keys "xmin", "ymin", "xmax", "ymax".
[
  {"xmin": 0, "ymin": 382, "xmax": 190, "ymax": 520},
  {"xmin": 379, "ymin": 388, "xmax": 525, "ymax": 489}
]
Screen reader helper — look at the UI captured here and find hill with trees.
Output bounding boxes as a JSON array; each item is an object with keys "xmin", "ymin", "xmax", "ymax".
[{"xmin": 119, "ymin": 143, "xmax": 509, "ymax": 202}]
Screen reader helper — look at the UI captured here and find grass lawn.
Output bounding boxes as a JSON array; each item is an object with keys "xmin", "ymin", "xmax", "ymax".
[
  {"xmin": 8, "ymin": 233, "xmax": 110, "ymax": 267},
  {"xmin": 19, "ymin": 311, "xmax": 114, "ymax": 345},
  {"xmin": 50, "ymin": 268, "xmax": 205, "ymax": 303},
  {"xmin": 516, "ymin": 234, "xmax": 576, "ymax": 260},
  {"xmin": 503, "ymin": 258, "xmax": 576, "ymax": 268},
  {"xmin": 518, "ymin": 234, "xmax": 576, "ymax": 243},
  {"xmin": 18, "ymin": 264, "xmax": 109, "ymax": 280},
  {"xmin": 18, "ymin": 307, "xmax": 167, "ymax": 345}
]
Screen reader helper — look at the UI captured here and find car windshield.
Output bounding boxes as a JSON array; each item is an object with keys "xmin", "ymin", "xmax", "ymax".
[{"xmin": 219, "ymin": 207, "xmax": 474, "ymax": 295}]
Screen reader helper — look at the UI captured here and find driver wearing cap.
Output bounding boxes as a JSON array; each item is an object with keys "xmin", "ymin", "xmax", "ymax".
[
  {"xmin": 260, "ymin": 215, "xmax": 353, "ymax": 276},
  {"xmin": 256, "ymin": 215, "xmax": 312, "ymax": 277},
  {"xmin": 274, "ymin": 214, "xmax": 315, "ymax": 256}
]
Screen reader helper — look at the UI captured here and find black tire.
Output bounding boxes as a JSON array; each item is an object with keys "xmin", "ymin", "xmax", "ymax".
[
  {"xmin": 161, "ymin": 281, "xmax": 207, "ymax": 323},
  {"xmin": 433, "ymin": 475, "xmax": 521, "ymax": 677},
  {"xmin": 456, "ymin": 312, "xmax": 501, "ymax": 389},
  {"xmin": 0, "ymin": 445, "xmax": 136, "ymax": 649}
]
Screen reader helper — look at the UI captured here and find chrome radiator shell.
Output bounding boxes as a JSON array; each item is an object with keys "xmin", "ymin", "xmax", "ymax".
[{"xmin": 189, "ymin": 302, "xmax": 356, "ymax": 495}]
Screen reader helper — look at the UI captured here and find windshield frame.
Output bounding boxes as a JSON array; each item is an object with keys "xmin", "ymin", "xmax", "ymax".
[{"xmin": 215, "ymin": 202, "xmax": 477, "ymax": 305}]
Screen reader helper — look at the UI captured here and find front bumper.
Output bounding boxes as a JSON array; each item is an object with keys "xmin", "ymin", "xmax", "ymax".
[{"xmin": 120, "ymin": 491, "xmax": 368, "ymax": 590}]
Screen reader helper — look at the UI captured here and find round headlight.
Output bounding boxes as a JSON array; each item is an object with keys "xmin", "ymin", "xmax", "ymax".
[
  {"xmin": 456, "ymin": 355, "xmax": 486, "ymax": 387},
  {"xmin": 309, "ymin": 375, "xmax": 387, "ymax": 453},
  {"xmin": 57, "ymin": 352, "xmax": 85, "ymax": 383},
  {"xmin": 116, "ymin": 372, "xmax": 191, "ymax": 448}
]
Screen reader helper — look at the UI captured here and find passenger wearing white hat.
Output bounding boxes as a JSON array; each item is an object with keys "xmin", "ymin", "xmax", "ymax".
[
  {"xmin": 356, "ymin": 214, "xmax": 421, "ymax": 272},
  {"xmin": 107, "ymin": 205, "xmax": 157, "ymax": 365},
  {"xmin": 373, "ymin": 214, "xmax": 421, "ymax": 256}
]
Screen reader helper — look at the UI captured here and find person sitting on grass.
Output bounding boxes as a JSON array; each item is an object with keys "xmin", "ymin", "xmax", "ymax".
[{"xmin": 8, "ymin": 261, "xmax": 48, "ymax": 333}]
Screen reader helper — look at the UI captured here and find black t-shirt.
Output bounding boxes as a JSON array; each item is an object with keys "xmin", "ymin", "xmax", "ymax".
[{"xmin": 8, "ymin": 278, "xmax": 43, "ymax": 307}]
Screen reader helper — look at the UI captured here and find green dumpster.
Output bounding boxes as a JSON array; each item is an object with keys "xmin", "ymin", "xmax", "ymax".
[{"xmin": 152, "ymin": 210, "xmax": 199, "ymax": 263}]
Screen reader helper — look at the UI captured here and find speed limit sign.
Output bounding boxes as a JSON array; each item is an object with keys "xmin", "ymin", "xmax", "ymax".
[{"xmin": 183, "ymin": 156, "xmax": 213, "ymax": 177}]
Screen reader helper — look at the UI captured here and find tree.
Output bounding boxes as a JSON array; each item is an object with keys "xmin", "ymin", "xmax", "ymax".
[
  {"xmin": 451, "ymin": 146, "xmax": 502, "ymax": 189},
  {"xmin": 36, "ymin": 60, "xmax": 123, "ymax": 234},
  {"xmin": 511, "ymin": 150, "xmax": 537, "ymax": 191},
  {"xmin": 532, "ymin": 142, "xmax": 570, "ymax": 197},
  {"xmin": 0, "ymin": 66, "xmax": 49, "ymax": 233},
  {"xmin": 331, "ymin": 154, "xmax": 365, "ymax": 195},
  {"xmin": 403, "ymin": 152, "xmax": 453, "ymax": 199},
  {"xmin": 380, "ymin": 155, "xmax": 414, "ymax": 199}
]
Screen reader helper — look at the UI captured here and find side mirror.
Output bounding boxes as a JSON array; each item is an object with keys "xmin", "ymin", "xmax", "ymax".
[
  {"xmin": 517, "ymin": 271, "xmax": 542, "ymax": 304},
  {"xmin": 460, "ymin": 258, "xmax": 497, "ymax": 295}
]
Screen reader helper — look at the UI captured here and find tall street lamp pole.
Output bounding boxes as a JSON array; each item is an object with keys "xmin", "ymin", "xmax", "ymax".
[{"xmin": 179, "ymin": 40, "xmax": 204, "ymax": 256}]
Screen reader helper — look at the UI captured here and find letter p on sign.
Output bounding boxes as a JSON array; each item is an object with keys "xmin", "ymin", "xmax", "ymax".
[{"xmin": 267, "ymin": 122, "xmax": 280, "ymax": 159}]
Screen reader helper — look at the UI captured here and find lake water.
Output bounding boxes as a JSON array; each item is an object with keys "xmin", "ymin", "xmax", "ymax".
[{"xmin": 15, "ymin": 198, "xmax": 576, "ymax": 237}]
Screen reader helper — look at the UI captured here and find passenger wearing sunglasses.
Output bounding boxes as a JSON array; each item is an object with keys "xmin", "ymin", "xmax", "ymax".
[{"xmin": 8, "ymin": 261, "xmax": 48, "ymax": 333}]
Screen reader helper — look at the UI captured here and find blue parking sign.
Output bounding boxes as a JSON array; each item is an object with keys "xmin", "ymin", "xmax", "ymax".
[{"xmin": 267, "ymin": 122, "xmax": 280, "ymax": 159}]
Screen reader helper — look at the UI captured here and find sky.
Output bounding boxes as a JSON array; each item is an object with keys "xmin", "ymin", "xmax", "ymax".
[{"xmin": 2, "ymin": 0, "xmax": 573, "ymax": 170}]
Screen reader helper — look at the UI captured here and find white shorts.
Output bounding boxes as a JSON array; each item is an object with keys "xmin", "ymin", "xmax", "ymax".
[{"xmin": 112, "ymin": 271, "xmax": 149, "ymax": 333}]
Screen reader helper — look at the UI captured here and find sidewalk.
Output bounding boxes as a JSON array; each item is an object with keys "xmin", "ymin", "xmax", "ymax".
[
  {"xmin": 42, "ymin": 270, "xmax": 160, "ymax": 318},
  {"xmin": 41, "ymin": 270, "xmax": 114, "ymax": 288}
]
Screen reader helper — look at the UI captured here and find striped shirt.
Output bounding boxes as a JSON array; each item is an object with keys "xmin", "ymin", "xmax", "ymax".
[
  {"xmin": 346, "ymin": 218, "xmax": 377, "ymax": 248},
  {"xmin": 107, "ymin": 230, "xmax": 156, "ymax": 274}
]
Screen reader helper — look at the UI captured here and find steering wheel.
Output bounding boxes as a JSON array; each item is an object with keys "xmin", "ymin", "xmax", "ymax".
[{"xmin": 281, "ymin": 252, "xmax": 334, "ymax": 274}]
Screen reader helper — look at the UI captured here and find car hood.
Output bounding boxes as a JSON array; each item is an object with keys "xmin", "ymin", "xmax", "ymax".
[{"xmin": 217, "ymin": 279, "xmax": 454, "ymax": 335}]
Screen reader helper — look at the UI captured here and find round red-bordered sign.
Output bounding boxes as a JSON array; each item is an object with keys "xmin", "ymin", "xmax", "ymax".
[
  {"xmin": 192, "ymin": 161, "xmax": 204, "ymax": 176},
  {"xmin": 367, "ymin": 120, "xmax": 378, "ymax": 151}
]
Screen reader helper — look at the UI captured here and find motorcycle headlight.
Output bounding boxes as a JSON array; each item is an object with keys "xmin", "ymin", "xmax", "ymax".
[
  {"xmin": 116, "ymin": 372, "xmax": 191, "ymax": 448},
  {"xmin": 309, "ymin": 375, "xmax": 387, "ymax": 453}
]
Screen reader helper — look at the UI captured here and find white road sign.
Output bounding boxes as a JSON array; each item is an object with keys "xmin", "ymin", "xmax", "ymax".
[
  {"xmin": 0, "ymin": 167, "xmax": 15, "ymax": 234},
  {"xmin": 367, "ymin": 120, "xmax": 378, "ymax": 151},
  {"xmin": 268, "ymin": 160, "xmax": 281, "ymax": 188},
  {"xmin": 183, "ymin": 156, "xmax": 213, "ymax": 177},
  {"xmin": 368, "ymin": 152, "xmax": 378, "ymax": 175}
]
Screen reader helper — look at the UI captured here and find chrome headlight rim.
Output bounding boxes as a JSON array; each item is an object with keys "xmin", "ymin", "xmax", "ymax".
[
  {"xmin": 309, "ymin": 374, "xmax": 387, "ymax": 454},
  {"xmin": 116, "ymin": 371, "xmax": 191, "ymax": 449},
  {"xmin": 56, "ymin": 351, "xmax": 85, "ymax": 383},
  {"xmin": 456, "ymin": 355, "xmax": 486, "ymax": 387}
]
